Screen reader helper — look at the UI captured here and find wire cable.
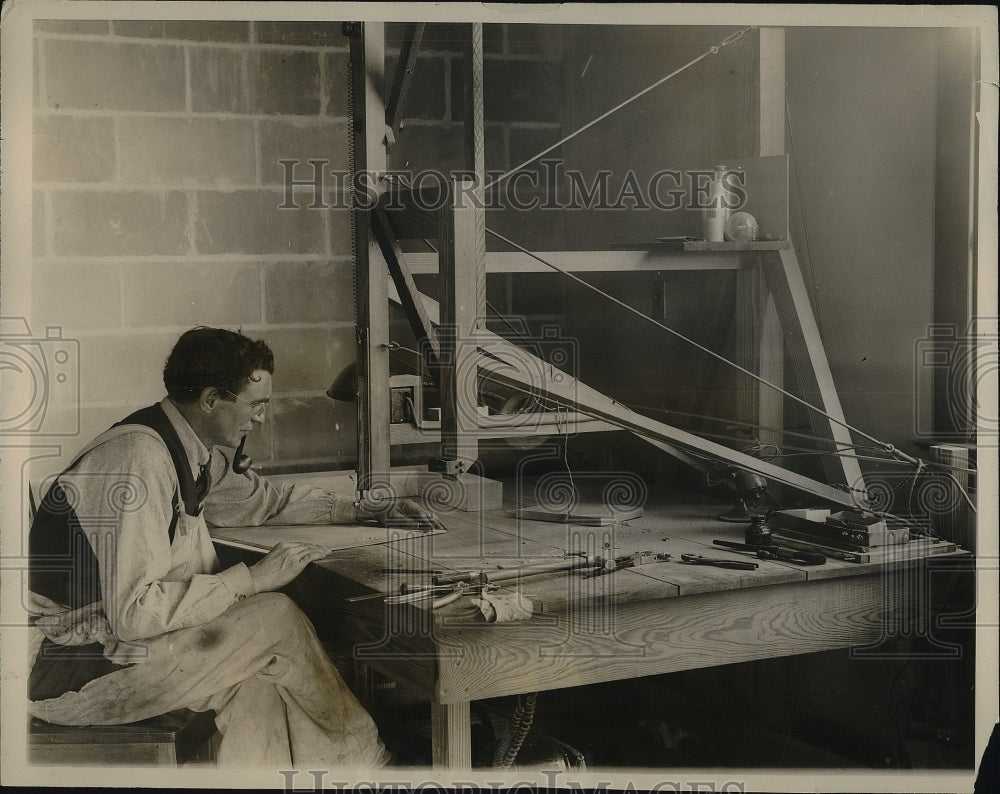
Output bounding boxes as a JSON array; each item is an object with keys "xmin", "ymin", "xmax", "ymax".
[
  {"xmin": 484, "ymin": 27, "xmax": 754, "ymax": 193},
  {"xmin": 485, "ymin": 226, "xmax": 923, "ymax": 468}
]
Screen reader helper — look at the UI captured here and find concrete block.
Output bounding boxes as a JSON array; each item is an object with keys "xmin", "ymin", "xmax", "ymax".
[
  {"xmin": 386, "ymin": 123, "xmax": 463, "ymax": 174},
  {"xmin": 262, "ymin": 324, "xmax": 355, "ymax": 392},
  {"xmin": 484, "ymin": 24, "xmax": 505, "ymax": 54},
  {"xmin": 112, "ymin": 20, "xmax": 250, "ymax": 42},
  {"xmin": 190, "ymin": 47, "xmax": 247, "ymax": 113},
  {"xmin": 34, "ymin": 40, "xmax": 40, "ymax": 107},
  {"xmin": 327, "ymin": 209, "xmax": 351, "ymax": 256},
  {"xmin": 27, "ymin": 403, "xmax": 138, "ymax": 488},
  {"xmin": 508, "ymin": 271, "xmax": 567, "ymax": 316},
  {"xmin": 258, "ymin": 118, "xmax": 349, "ymax": 185},
  {"xmin": 385, "ymin": 55, "xmax": 445, "ymax": 121},
  {"xmin": 51, "ymin": 191, "xmax": 188, "ymax": 257},
  {"xmin": 33, "ymin": 114, "xmax": 116, "ymax": 183},
  {"xmin": 484, "ymin": 123, "xmax": 508, "ymax": 172},
  {"xmin": 44, "ymin": 39, "xmax": 185, "ymax": 112},
  {"xmin": 34, "ymin": 190, "xmax": 46, "ymax": 256},
  {"xmin": 391, "ymin": 22, "xmax": 459, "ymax": 54},
  {"xmin": 31, "ymin": 261, "xmax": 122, "ymax": 330},
  {"xmin": 123, "ymin": 261, "xmax": 261, "ymax": 327},
  {"xmin": 249, "ymin": 51, "xmax": 321, "ymax": 116},
  {"xmin": 35, "ymin": 20, "xmax": 111, "ymax": 35},
  {"xmin": 508, "ymin": 126, "xmax": 563, "ymax": 173},
  {"xmin": 323, "ymin": 52, "xmax": 349, "ymax": 117},
  {"xmin": 386, "ymin": 120, "xmax": 504, "ymax": 178},
  {"xmin": 386, "ymin": 22, "xmax": 503, "ymax": 54},
  {"xmin": 505, "ymin": 24, "xmax": 564, "ymax": 59},
  {"xmin": 118, "ymin": 118, "xmax": 256, "ymax": 185},
  {"xmin": 263, "ymin": 260, "xmax": 354, "ymax": 324},
  {"xmin": 329, "ymin": 207, "xmax": 352, "ymax": 257},
  {"xmin": 194, "ymin": 189, "xmax": 327, "ymax": 255},
  {"xmin": 255, "ymin": 21, "xmax": 347, "ymax": 47},
  {"xmin": 80, "ymin": 332, "xmax": 177, "ymax": 404},
  {"xmin": 452, "ymin": 59, "xmax": 562, "ymax": 123},
  {"xmin": 272, "ymin": 395, "xmax": 357, "ymax": 462}
]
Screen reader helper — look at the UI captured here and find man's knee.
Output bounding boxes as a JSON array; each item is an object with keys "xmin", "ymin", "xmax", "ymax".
[
  {"xmin": 245, "ymin": 591, "xmax": 301, "ymax": 618},
  {"xmin": 241, "ymin": 592, "xmax": 313, "ymax": 638}
]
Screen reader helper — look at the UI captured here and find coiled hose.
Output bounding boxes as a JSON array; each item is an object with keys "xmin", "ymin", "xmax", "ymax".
[{"xmin": 492, "ymin": 692, "xmax": 537, "ymax": 769}]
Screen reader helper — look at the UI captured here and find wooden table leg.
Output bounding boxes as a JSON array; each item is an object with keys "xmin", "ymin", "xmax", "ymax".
[{"xmin": 431, "ymin": 701, "xmax": 472, "ymax": 769}]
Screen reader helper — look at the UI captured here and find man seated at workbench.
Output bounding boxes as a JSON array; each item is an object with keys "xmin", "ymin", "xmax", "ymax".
[{"xmin": 27, "ymin": 326, "xmax": 443, "ymax": 767}]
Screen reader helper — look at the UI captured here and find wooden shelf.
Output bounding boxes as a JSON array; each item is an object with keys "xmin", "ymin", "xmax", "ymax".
[
  {"xmin": 400, "ymin": 249, "xmax": 746, "ymax": 274},
  {"xmin": 612, "ymin": 240, "xmax": 791, "ymax": 252}
]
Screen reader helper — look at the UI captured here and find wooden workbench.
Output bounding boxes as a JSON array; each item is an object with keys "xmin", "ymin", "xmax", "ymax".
[{"xmin": 211, "ymin": 473, "xmax": 970, "ymax": 769}]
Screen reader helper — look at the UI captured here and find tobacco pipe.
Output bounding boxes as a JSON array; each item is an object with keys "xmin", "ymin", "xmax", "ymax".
[{"xmin": 232, "ymin": 435, "xmax": 252, "ymax": 474}]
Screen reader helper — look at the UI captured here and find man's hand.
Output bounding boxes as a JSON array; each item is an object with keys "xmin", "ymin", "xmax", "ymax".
[
  {"xmin": 377, "ymin": 498, "xmax": 446, "ymax": 532},
  {"xmin": 247, "ymin": 541, "xmax": 330, "ymax": 594}
]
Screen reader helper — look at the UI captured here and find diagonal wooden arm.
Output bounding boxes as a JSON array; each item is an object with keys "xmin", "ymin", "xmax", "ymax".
[
  {"xmin": 373, "ymin": 205, "xmax": 441, "ymax": 374},
  {"xmin": 387, "ymin": 281, "xmax": 857, "ymax": 507},
  {"xmin": 385, "ymin": 22, "xmax": 426, "ymax": 145}
]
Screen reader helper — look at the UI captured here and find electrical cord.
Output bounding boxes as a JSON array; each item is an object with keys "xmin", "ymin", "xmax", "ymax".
[{"xmin": 553, "ymin": 405, "xmax": 577, "ymax": 502}]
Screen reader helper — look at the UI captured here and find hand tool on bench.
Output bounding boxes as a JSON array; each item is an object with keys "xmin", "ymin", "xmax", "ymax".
[
  {"xmin": 713, "ymin": 539, "xmax": 827, "ymax": 565},
  {"xmin": 432, "ymin": 555, "xmax": 600, "ymax": 586},
  {"xmin": 679, "ymin": 553, "xmax": 758, "ymax": 570}
]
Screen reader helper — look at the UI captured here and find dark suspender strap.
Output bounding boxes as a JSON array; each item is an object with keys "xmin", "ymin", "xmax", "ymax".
[
  {"xmin": 28, "ymin": 408, "xmax": 197, "ymax": 694},
  {"xmin": 30, "ymin": 405, "xmax": 194, "ymax": 608},
  {"xmin": 168, "ymin": 493, "xmax": 181, "ymax": 544},
  {"xmin": 114, "ymin": 405, "xmax": 203, "ymax": 519}
]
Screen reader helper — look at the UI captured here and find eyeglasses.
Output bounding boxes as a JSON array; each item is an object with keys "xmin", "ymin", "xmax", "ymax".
[{"xmin": 221, "ymin": 389, "xmax": 268, "ymax": 418}]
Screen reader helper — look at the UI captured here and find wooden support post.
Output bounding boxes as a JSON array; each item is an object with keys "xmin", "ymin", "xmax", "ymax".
[
  {"xmin": 437, "ymin": 180, "xmax": 483, "ymax": 473},
  {"xmin": 462, "ymin": 22, "xmax": 487, "ymax": 339},
  {"xmin": 373, "ymin": 206, "xmax": 441, "ymax": 371},
  {"xmin": 755, "ymin": 27, "xmax": 786, "ymax": 159},
  {"xmin": 433, "ymin": 24, "xmax": 486, "ymax": 476},
  {"xmin": 762, "ymin": 248, "xmax": 864, "ymax": 492},
  {"xmin": 349, "ymin": 23, "xmax": 391, "ymax": 495},
  {"xmin": 733, "ymin": 261, "xmax": 784, "ymax": 452},
  {"xmin": 741, "ymin": 27, "xmax": 786, "ymax": 452},
  {"xmin": 431, "ymin": 701, "xmax": 472, "ymax": 769}
]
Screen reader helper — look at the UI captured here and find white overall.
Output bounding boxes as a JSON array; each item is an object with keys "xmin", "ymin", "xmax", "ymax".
[{"xmin": 27, "ymin": 425, "xmax": 387, "ymax": 769}]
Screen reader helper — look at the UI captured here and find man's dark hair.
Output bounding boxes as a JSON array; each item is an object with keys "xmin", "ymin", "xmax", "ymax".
[{"xmin": 164, "ymin": 327, "xmax": 274, "ymax": 403}]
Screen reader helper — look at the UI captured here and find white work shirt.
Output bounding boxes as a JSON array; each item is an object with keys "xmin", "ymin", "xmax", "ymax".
[{"xmin": 32, "ymin": 397, "xmax": 361, "ymax": 661}]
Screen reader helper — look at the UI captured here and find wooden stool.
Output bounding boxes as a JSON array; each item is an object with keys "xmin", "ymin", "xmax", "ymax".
[{"xmin": 29, "ymin": 709, "xmax": 218, "ymax": 766}]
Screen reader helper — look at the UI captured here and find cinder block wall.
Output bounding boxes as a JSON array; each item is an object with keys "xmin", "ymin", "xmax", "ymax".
[{"xmin": 31, "ymin": 20, "xmax": 563, "ymax": 477}]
